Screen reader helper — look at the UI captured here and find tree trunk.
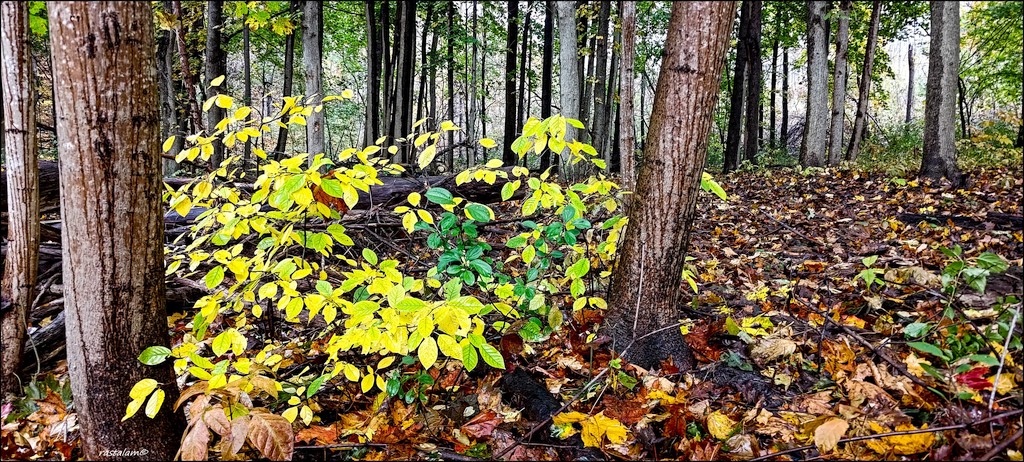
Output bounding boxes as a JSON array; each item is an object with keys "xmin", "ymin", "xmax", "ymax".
[
  {"xmin": 604, "ymin": 1, "xmax": 735, "ymax": 371},
  {"xmin": 539, "ymin": 0, "xmax": 555, "ymax": 172},
  {"xmin": 381, "ymin": 0, "xmax": 395, "ymax": 142},
  {"xmin": 742, "ymin": 0, "xmax": 762, "ymax": 164},
  {"xmin": 591, "ymin": 0, "xmax": 612, "ymax": 159},
  {"xmin": 723, "ymin": 0, "xmax": 751, "ymax": 172},
  {"xmin": 205, "ymin": 0, "xmax": 227, "ymax": 168},
  {"xmin": 845, "ymin": 0, "xmax": 880, "ymax": 161},
  {"xmin": 827, "ymin": 0, "xmax": 851, "ymax": 166},
  {"xmin": 800, "ymin": 0, "xmax": 828, "ymax": 167},
  {"xmin": 556, "ymin": 0, "xmax": 581, "ymax": 179},
  {"xmin": 157, "ymin": 1, "xmax": 181, "ymax": 175},
  {"xmin": 446, "ymin": 1, "xmax": 456, "ymax": 170},
  {"xmin": 302, "ymin": 0, "xmax": 325, "ymax": 160},
  {"xmin": 393, "ymin": 0, "xmax": 416, "ymax": 162},
  {"xmin": 619, "ymin": 0, "xmax": 636, "ymax": 189},
  {"xmin": 172, "ymin": 0, "xmax": 203, "ymax": 137},
  {"xmin": 242, "ymin": 15, "xmax": 253, "ymax": 165},
  {"xmin": 769, "ymin": 33, "xmax": 778, "ymax": 149},
  {"xmin": 502, "ymin": 1, "xmax": 520, "ymax": 164},
  {"xmin": 274, "ymin": 0, "xmax": 298, "ymax": 158},
  {"xmin": 47, "ymin": 3, "xmax": 183, "ymax": 459},
  {"xmin": 468, "ymin": 0, "xmax": 479, "ymax": 166},
  {"xmin": 517, "ymin": 1, "xmax": 533, "ymax": 137},
  {"xmin": 920, "ymin": 0, "xmax": 963, "ymax": 185},
  {"xmin": 415, "ymin": 2, "xmax": 435, "ymax": 127},
  {"xmin": 1, "ymin": 0, "xmax": 39, "ymax": 398},
  {"xmin": 906, "ymin": 42, "xmax": 914, "ymax": 124},
  {"xmin": 957, "ymin": 77, "xmax": 969, "ymax": 138},
  {"xmin": 364, "ymin": 1, "xmax": 381, "ymax": 147}
]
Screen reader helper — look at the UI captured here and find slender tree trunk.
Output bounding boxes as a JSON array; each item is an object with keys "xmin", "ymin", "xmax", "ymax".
[
  {"xmin": 781, "ymin": 47, "xmax": 789, "ymax": 153},
  {"xmin": 921, "ymin": 0, "xmax": 963, "ymax": 185},
  {"xmin": 556, "ymin": 0, "xmax": 581, "ymax": 179},
  {"xmin": 845, "ymin": 0, "xmax": 880, "ymax": 161},
  {"xmin": 905, "ymin": 42, "xmax": 914, "ymax": 124},
  {"xmin": 394, "ymin": 0, "xmax": 416, "ymax": 162},
  {"xmin": 502, "ymin": 1, "xmax": 520, "ymax": 164},
  {"xmin": 957, "ymin": 77, "xmax": 969, "ymax": 138},
  {"xmin": 302, "ymin": 0, "xmax": 325, "ymax": 159},
  {"xmin": 157, "ymin": 1, "xmax": 181, "ymax": 174},
  {"xmin": 365, "ymin": 1, "xmax": 381, "ymax": 146},
  {"xmin": 47, "ymin": 3, "xmax": 183, "ymax": 459},
  {"xmin": 1, "ymin": 0, "xmax": 39, "ymax": 399},
  {"xmin": 274, "ymin": 1, "xmax": 298, "ymax": 158},
  {"xmin": 539, "ymin": 0, "xmax": 555, "ymax": 172},
  {"xmin": 517, "ymin": 1, "xmax": 533, "ymax": 137},
  {"xmin": 604, "ymin": 1, "xmax": 736, "ymax": 370},
  {"xmin": 724, "ymin": 0, "xmax": 751, "ymax": 172},
  {"xmin": 205, "ymin": 0, "xmax": 227, "ymax": 168},
  {"xmin": 619, "ymin": 0, "xmax": 636, "ymax": 189},
  {"xmin": 827, "ymin": 0, "xmax": 851, "ymax": 165},
  {"xmin": 769, "ymin": 34, "xmax": 778, "ymax": 149},
  {"xmin": 382, "ymin": 0, "xmax": 395, "ymax": 142},
  {"xmin": 581, "ymin": 26, "xmax": 598, "ymax": 143},
  {"xmin": 243, "ymin": 16, "xmax": 252, "ymax": 165},
  {"xmin": 172, "ymin": 0, "xmax": 203, "ymax": 136},
  {"xmin": 591, "ymin": 0, "xmax": 612, "ymax": 158},
  {"xmin": 742, "ymin": 0, "xmax": 762, "ymax": 163},
  {"xmin": 416, "ymin": 2, "xmax": 435, "ymax": 126},
  {"xmin": 604, "ymin": 21, "xmax": 620, "ymax": 171},
  {"xmin": 468, "ymin": 0, "xmax": 479, "ymax": 166},
  {"xmin": 480, "ymin": 22, "xmax": 487, "ymax": 158},
  {"xmin": 447, "ymin": 1, "xmax": 456, "ymax": 170},
  {"xmin": 800, "ymin": 0, "xmax": 828, "ymax": 167}
]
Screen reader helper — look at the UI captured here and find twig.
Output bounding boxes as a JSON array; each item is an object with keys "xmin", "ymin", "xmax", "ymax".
[
  {"xmin": 758, "ymin": 209, "xmax": 827, "ymax": 248},
  {"xmin": 981, "ymin": 428, "xmax": 1024, "ymax": 461},
  {"xmin": 749, "ymin": 409, "xmax": 1023, "ymax": 461}
]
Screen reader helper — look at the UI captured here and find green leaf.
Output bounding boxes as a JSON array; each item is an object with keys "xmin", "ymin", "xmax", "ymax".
[
  {"xmin": 425, "ymin": 187, "xmax": 454, "ymax": 205},
  {"xmin": 138, "ymin": 346, "xmax": 172, "ymax": 365},
  {"xmin": 908, "ymin": 342, "xmax": 950, "ymax": 362},
  {"xmin": 362, "ymin": 248, "xmax": 379, "ymax": 266},
  {"xmin": 461, "ymin": 343, "xmax": 478, "ymax": 371},
  {"xmin": 307, "ymin": 375, "xmax": 326, "ymax": 398},
  {"xmin": 977, "ymin": 252, "xmax": 1008, "ymax": 273},
  {"xmin": 506, "ymin": 236, "xmax": 528, "ymax": 248},
  {"xmin": 319, "ymin": 178, "xmax": 344, "ymax": 198},
  {"xmin": 212, "ymin": 331, "xmax": 233, "ymax": 356},
  {"xmin": 205, "ymin": 266, "xmax": 225, "ymax": 289},
  {"xmin": 903, "ymin": 322, "xmax": 930, "ymax": 338},
  {"xmin": 465, "ymin": 203, "xmax": 492, "ymax": 222},
  {"xmin": 478, "ymin": 343, "xmax": 505, "ymax": 369}
]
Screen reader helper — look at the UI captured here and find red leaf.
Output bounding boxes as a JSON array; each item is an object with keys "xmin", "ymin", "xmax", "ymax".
[
  {"xmin": 461, "ymin": 410, "xmax": 502, "ymax": 439},
  {"xmin": 956, "ymin": 367, "xmax": 992, "ymax": 390}
]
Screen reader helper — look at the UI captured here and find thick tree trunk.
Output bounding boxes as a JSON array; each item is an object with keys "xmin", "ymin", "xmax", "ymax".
[
  {"xmin": 781, "ymin": 47, "xmax": 789, "ymax": 153},
  {"xmin": 47, "ymin": 2, "xmax": 183, "ymax": 459},
  {"xmin": 1, "ymin": 1, "xmax": 39, "ymax": 399},
  {"xmin": 556, "ymin": 0, "xmax": 581, "ymax": 179},
  {"xmin": 845, "ymin": 0, "xmax": 880, "ymax": 161},
  {"xmin": 619, "ymin": 0, "xmax": 636, "ymax": 189},
  {"xmin": 172, "ymin": 0, "xmax": 203, "ymax": 136},
  {"xmin": 827, "ymin": 0, "xmax": 851, "ymax": 166},
  {"xmin": 800, "ymin": 0, "xmax": 828, "ymax": 167},
  {"xmin": 205, "ymin": 0, "xmax": 227, "ymax": 168},
  {"xmin": 364, "ymin": 1, "xmax": 381, "ymax": 147},
  {"xmin": 302, "ymin": 0, "xmax": 325, "ymax": 160},
  {"xmin": 502, "ymin": 1, "xmax": 520, "ymax": 164},
  {"xmin": 604, "ymin": 2, "xmax": 735, "ymax": 371},
  {"xmin": 274, "ymin": 1, "xmax": 298, "ymax": 158},
  {"xmin": 742, "ymin": 0, "xmax": 762, "ymax": 164},
  {"xmin": 769, "ymin": 34, "xmax": 778, "ymax": 149},
  {"xmin": 539, "ymin": 0, "xmax": 555, "ymax": 172},
  {"xmin": 591, "ymin": 0, "xmax": 612, "ymax": 160},
  {"xmin": 724, "ymin": 0, "xmax": 751, "ymax": 172},
  {"xmin": 920, "ymin": 0, "xmax": 963, "ymax": 185},
  {"xmin": 906, "ymin": 43, "xmax": 914, "ymax": 124}
]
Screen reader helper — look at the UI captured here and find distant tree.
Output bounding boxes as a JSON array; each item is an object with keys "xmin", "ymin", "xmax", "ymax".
[
  {"xmin": 539, "ymin": 0, "xmax": 555, "ymax": 172},
  {"xmin": 1, "ymin": 0, "xmax": 39, "ymax": 399},
  {"xmin": 591, "ymin": 0, "xmax": 612, "ymax": 159},
  {"xmin": 47, "ymin": 2, "xmax": 183, "ymax": 459},
  {"xmin": 724, "ymin": 0, "xmax": 752, "ymax": 173},
  {"xmin": 273, "ymin": 0, "xmax": 298, "ymax": 159},
  {"xmin": 827, "ymin": 0, "xmax": 851, "ymax": 166},
  {"xmin": 172, "ymin": 0, "xmax": 203, "ymax": 138},
  {"xmin": 302, "ymin": 0, "xmax": 324, "ymax": 160},
  {"xmin": 742, "ymin": 0, "xmax": 762, "ymax": 164},
  {"xmin": 555, "ymin": 0, "xmax": 581, "ymax": 179},
  {"xmin": 619, "ymin": 0, "xmax": 636, "ymax": 189},
  {"xmin": 604, "ymin": 1, "xmax": 735, "ymax": 370},
  {"xmin": 845, "ymin": 0, "xmax": 880, "ymax": 162},
  {"xmin": 364, "ymin": 1, "xmax": 381, "ymax": 146},
  {"xmin": 502, "ymin": 0, "xmax": 519, "ymax": 164},
  {"xmin": 920, "ymin": 0, "xmax": 963, "ymax": 185},
  {"xmin": 205, "ymin": 0, "xmax": 227, "ymax": 167},
  {"xmin": 800, "ymin": 0, "xmax": 828, "ymax": 167},
  {"xmin": 906, "ymin": 42, "xmax": 914, "ymax": 125}
]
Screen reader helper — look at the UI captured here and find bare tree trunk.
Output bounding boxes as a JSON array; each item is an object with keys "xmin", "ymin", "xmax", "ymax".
[
  {"xmin": 274, "ymin": 0, "xmax": 298, "ymax": 158},
  {"xmin": 604, "ymin": 1, "xmax": 736, "ymax": 371},
  {"xmin": 591, "ymin": 0, "xmax": 611, "ymax": 158},
  {"xmin": 539, "ymin": 0, "xmax": 555, "ymax": 172},
  {"xmin": 205, "ymin": 0, "xmax": 227, "ymax": 168},
  {"xmin": 800, "ymin": 0, "xmax": 828, "ymax": 167},
  {"xmin": 742, "ymin": 0, "xmax": 762, "ymax": 164},
  {"xmin": 556, "ymin": 0, "xmax": 581, "ymax": 179},
  {"xmin": 364, "ymin": 1, "xmax": 381, "ymax": 146},
  {"xmin": 827, "ymin": 0, "xmax": 851, "ymax": 165},
  {"xmin": 242, "ymin": 15, "xmax": 252, "ymax": 165},
  {"xmin": 920, "ymin": 0, "xmax": 963, "ymax": 185},
  {"xmin": 415, "ymin": 2, "xmax": 435, "ymax": 126},
  {"xmin": 47, "ymin": 3, "xmax": 183, "ymax": 459},
  {"xmin": 769, "ymin": 33, "xmax": 778, "ymax": 149},
  {"xmin": 446, "ymin": 1, "xmax": 456, "ymax": 170},
  {"xmin": 517, "ymin": 1, "xmax": 533, "ymax": 136},
  {"xmin": 393, "ymin": 0, "xmax": 416, "ymax": 162},
  {"xmin": 382, "ymin": 0, "xmax": 395, "ymax": 142},
  {"xmin": 157, "ymin": 1, "xmax": 181, "ymax": 175},
  {"xmin": 619, "ymin": 0, "xmax": 636, "ymax": 190},
  {"xmin": 502, "ymin": 1, "xmax": 520, "ymax": 164},
  {"xmin": 1, "ymin": 0, "xmax": 39, "ymax": 398},
  {"xmin": 958, "ymin": 77, "xmax": 969, "ymax": 138},
  {"xmin": 905, "ymin": 42, "xmax": 914, "ymax": 124},
  {"xmin": 724, "ymin": 0, "xmax": 750, "ymax": 172},
  {"xmin": 468, "ymin": 0, "xmax": 479, "ymax": 166},
  {"xmin": 172, "ymin": 0, "xmax": 203, "ymax": 137},
  {"xmin": 845, "ymin": 0, "xmax": 880, "ymax": 161},
  {"xmin": 782, "ymin": 47, "xmax": 789, "ymax": 153},
  {"xmin": 302, "ymin": 0, "xmax": 325, "ymax": 160}
]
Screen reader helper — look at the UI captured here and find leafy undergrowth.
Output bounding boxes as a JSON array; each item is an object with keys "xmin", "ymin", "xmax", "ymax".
[{"xmin": 3, "ymin": 163, "xmax": 1022, "ymax": 461}]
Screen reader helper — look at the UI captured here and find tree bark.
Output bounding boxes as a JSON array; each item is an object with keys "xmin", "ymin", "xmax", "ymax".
[
  {"xmin": 1, "ymin": 0, "xmax": 39, "ymax": 399},
  {"xmin": 393, "ymin": 0, "xmax": 416, "ymax": 162},
  {"xmin": 619, "ymin": 0, "xmax": 636, "ymax": 190},
  {"xmin": 845, "ymin": 0, "xmax": 880, "ymax": 161},
  {"xmin": 800, "ymin": 0, "xmax": 828, "ymax": 167},
  {"xmin": 205, "ymin": 0, "xmax": 227, "ymax": 168},
  {"xmin": 381, "ymin": 0, "xmax": 395, "ymax": 142},
  {"xmin": 724, "ymin": 0, "xmax": 751, "ymax": 172},
  {"xmin": 769, "ymin": 33, "xmax": 778, "ymax": 149},
  {"xmin": 539, "ymin": 0, "xmax": 555, "ymax": 172},
  {"xmin": 274, "ymin": 1, "xmax": 298, "ymax": 158},
  {"xmin": 172, "ymin": 0, "xmax": 203, "ymax": 136},
  {"xmin": 920, "ymin": 0, "xmax": 963, "ymax": 185},
  {"xmin": 242, "ymin": 14, "xmax": 253, "ymax": 165},
  {"xmin": 415, "ymin": 2, "xmax": 435, "ymax": 127},
  {"xmin": 591, "ymin": 0, "xmax": 612, "ymax": 160},
  {"xmin": 781, "ymin": 47, "xmax": 789, "ymax": 152},
  {"xmin": 604, "ymin": 1, "xmax": 735, "ymax": 371},
  {"xmin": 827, "ymin": 0, "xmax": 851, "ymax": 166},
  {"xmin": 364, "ymin": 1, "xmax": 381, "ymax": 147},
  {"xmin": 517, "ymin": 1, "xmax": 533, "ymax": 137},
  {"xmin": 556, "ymin": 0, "xmax": 581, "ymax": 179},
  {"xmin": 742, "ymin": 0, "xmax": 762, "ymax": 164},
  {"xmin": 157, "ymin": 1, "xmax": 181, "ymax": 175},
  {"xmin": 468, "ymin": 0, "xmax": 480, "ymax": 167},
  {"xmin": 906, "ymin": 42, "xmax": 914, "ymax": 125},
  {"xmin": 446, "ymin": 1, "xmax": 455, "ymax": 170},
  {"xmin": 47, "ymin": 2, "xmax": 183, "ymax": 459},
  {"xmin": 502, "ymin": 1, "xmax": 520, "ymax": 164},
  {"xmin": 302, "ymin": 0, "xmax": 325, "ymax": 160}
]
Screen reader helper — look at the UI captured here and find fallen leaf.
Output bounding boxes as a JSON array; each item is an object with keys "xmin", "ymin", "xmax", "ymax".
[
  {"xmin": 706, "ymin": 411, "xmax": 737, "ymax": 441},
  {"xmin": 813, "ymin": 417, "xmax": 848, "ymax": 454}
]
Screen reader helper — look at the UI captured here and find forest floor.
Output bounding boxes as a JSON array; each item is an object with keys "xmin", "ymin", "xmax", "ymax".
[{"xmin": 3, "ymin": 163, "xmax": 1022, "ymax": 461}]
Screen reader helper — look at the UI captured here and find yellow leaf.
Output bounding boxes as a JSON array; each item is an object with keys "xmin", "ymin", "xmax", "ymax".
[
  {"xmin": 129, "ymin": 379, "xmax": 158, "ymax": 400},
  {"xmin": 377, "ymin": 356, "xmax": 396, "ymax": 370},
  {"xmin": 360, "ymin": 373, "xmax": 374, "ymax": 393},
  {"xmin": 707, "ymin": 411, "xmax": 737, "ymax": 440},
  {"xmin": 162, "ymin": 136, "xmax": 176, "ymax": 153},
  {"xmin": 282, "ymin": 406, "xmax": 298, "ymax": 423},
  {"xmin": 215, "ymin": 94, "xmax": 233, "ymax": 109},
  {"xmin": 480, "ymin": 138, "xmax": 497, "ymax": 148},
  {"xmin": 341, "ymin": 89, "xmax": 354, "ymax": 99},
  {"xmin": 123, "ymin": 397, "xmax": 145, "ymax": 422},
  {"xmin": 210, "ymin": 75, "xmax": 226, "ymax": 87},
  {"xmin": 416, "ymin": 209, "xmax": 434, "ymax": 224},
  {"xmin": 418, "ymin": 336, "xmax": 438, "ymax": 369},
  {"xmin": 407, "ymin": 192, "xmax": 422, "ymax": 207},
  {"xmin": 813, "ymin": 417, "xmax": 848, "ymax": 454},
  {"xmin": 552, "ymin": 411, "xmax": 588, "ymax": 425},
  {"xmin": 402, "ymin": 212, "xmax": 418, "ymax": 234},
  {"xmin": 485, "ymin": 158, "xmax": 503, "ymax": 168},
  {"xmin": 418, "ymin": 144, "xmax": 437, "ymax": 169},
  {"xmin": 145, "ymin": 389, "xmax": 165, "ymax": 418}
]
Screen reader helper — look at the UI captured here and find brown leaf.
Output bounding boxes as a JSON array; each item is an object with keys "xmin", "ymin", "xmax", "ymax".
[
  {"xmin": 247, "ymin": 409, "xmax": 294, "ymax": 461},
  {"xmin": 602, "ymin": 395, "xmax": 648, "ymax": 425},
  {"xmin": 203, "ymin": 406, "xmax": 231, "ymax": 437},
  {"xmin": 180, "ymin": 420, "xmax": 210, "ymax": 461},
  {"xmin": 460, "ymin": 410, "xmax": 502, "ymax": 439},
  {"xmin": 227, "ymin": 415, "xmax": 249, "ymax": 457},
  {"xmin": 813, "ymin": 417, "xmax": 848, "ymax": 454},
  {"xmin": 296, "ymin": 424, "xmax": 339, "ymax": 445}
]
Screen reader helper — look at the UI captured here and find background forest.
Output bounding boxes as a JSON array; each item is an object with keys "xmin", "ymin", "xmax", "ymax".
[{"xmin": 1, "ymin": 1, "xmax": 1022, "ymax": 461}]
